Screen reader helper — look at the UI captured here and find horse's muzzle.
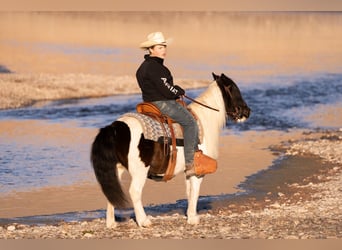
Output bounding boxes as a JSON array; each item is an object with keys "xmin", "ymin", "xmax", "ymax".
[{"xmin": 228, "ymin": 106, "xmax": 251, "ymax": 122}]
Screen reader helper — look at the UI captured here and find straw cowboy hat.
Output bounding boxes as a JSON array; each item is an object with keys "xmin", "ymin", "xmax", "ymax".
[{"xmin": 139, "ymin": 32, "xmax": 172, "ymax": 49}]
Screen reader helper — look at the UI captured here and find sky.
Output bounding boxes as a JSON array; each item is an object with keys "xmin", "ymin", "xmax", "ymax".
[{"xmin": 1, "ymin": 0, "xmax": 342, "ymax": 11}]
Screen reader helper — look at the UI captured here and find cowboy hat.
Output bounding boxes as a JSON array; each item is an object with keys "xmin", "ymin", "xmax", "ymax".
[{"xmin": 139, "ymin": 32, "xmax": 171, "ymax": 49}]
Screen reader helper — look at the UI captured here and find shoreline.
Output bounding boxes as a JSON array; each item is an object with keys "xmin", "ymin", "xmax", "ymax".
[
  {"xmin": 1, "ymin": 129, "xmax": 342, "ymax": 239},
  {"xmin": 0, "ymin": 128, "xmax": 302, "ymax": 220},
  {"xmin": 1, "ymin": 11, "xmax": 342, "ymax": 239},
  {"xmin": 0, "ymin": 73, "xmax": 210, "ymax": 110}
]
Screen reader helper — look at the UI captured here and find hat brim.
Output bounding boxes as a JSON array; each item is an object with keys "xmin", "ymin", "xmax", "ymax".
[{"xmin": 139, "ymin": 38, "xmax": 172, "ymax": 49}]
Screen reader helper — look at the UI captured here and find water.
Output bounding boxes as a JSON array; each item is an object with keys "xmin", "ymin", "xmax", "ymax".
[
  {"xmin": 1, "ymin": 73, "xmax": 341, "ymax": 195},
  {"xmin": 236, "ymin": 73, "xmax": 342, "ymax": 131},
  {"xmin": 1, "ymin": 74, "xmax": 342, "ymax": 130},
  {"xmin": 0, "ymin": 94, "xmax": 142, "ymax": 129},
  {"xmin": 1, "ymin": 12, "xmax": 342, "ymax": 222},
  {"xmin": 0, "ymin": 137, "xmax": 91, "ymax": 193}
]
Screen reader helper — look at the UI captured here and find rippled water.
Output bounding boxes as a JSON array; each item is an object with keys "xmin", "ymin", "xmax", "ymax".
[
  {"xmin": 1, "ymin": 73, "xmax": 342, "ymax": 194},
  {"xmin": 0, "ymin": 141, "xmax": 90, "ymax": 191},
  {"xmin": 2, "ymin": 74, "xmax": 342, "ymax": 130},
  {"xmin": 1, "ymin": 12, "xmax": 342, "ymax": 221}
]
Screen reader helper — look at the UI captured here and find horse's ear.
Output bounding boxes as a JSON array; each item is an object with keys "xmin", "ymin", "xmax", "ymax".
[
  {"xmin": 221, "ymin": 73, "xmax": 227, "ymax": 79},
  {"xmin": 212, "ymin": 72, "xmax": 219, "ymax": 80},
  {"xmin": 221, "ymin": 73, "xmax": 231, "ymax": 82}
]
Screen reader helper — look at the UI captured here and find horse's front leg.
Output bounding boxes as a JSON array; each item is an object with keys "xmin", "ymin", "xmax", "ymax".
[
  {"xmin": 106, "ymin": 202, "xmax": 116, "ymax": 228},
  {"xmin": 186, "ymin": 176, "xmax": 203, "ymax": 225},
  {"xmin": 129, "ymin": 162, "xmax": 151, "ymax": 227}
]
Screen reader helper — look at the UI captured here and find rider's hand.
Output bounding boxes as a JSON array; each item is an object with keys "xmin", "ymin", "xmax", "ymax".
[{"xmin": 174, "ymin": 85, "xmax": 185, "ymax": 96}]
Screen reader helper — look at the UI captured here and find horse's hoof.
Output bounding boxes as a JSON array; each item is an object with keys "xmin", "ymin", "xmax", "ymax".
[
  {"xmin": 187, "ymin": 215, "xmax": 200, "ymax": 225},
  {"xmin": 106, "ymin": 221, "xmax": 117, "ymax": 229},
  {"xmin": 138, "ymin": 216, "xmax": 152, "ymax": 228}
]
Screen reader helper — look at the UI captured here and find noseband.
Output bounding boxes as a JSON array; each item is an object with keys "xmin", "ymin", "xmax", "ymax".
[
  {"xmin": 222, "ymin": 84, "xmax": 240, "ymax": 119},
  {"xmin": 184, "ymin": 83, "xmax": 243, "ymax": 120},
  {"xmin": 226, "ymin": 107, "xmax": 241, "ymax": 120}
]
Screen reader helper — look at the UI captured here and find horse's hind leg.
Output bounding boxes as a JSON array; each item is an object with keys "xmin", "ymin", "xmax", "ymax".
[
  {"xmin": 186, "ymin": 176, "xmax": 203, "ymax": 225},
  {"xmin": 128, "ymin": 161, "xmax": 151, "ymax": 227},
  {"xmin": 106, "ymin": 165, "xmax": 125, "ymax": 228}
]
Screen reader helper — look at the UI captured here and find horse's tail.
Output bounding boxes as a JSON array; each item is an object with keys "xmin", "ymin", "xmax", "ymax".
[{"xmin": 91, "ymin": 121, "xmax": 130, "ymax": 208}]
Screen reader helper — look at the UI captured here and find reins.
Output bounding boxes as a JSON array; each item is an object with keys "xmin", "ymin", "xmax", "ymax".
[{"xmin": 183, "ymin": 95, "xmax": 220, "ymax": 112}]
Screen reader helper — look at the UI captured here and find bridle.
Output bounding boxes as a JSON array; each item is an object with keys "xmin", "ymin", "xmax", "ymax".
[
  {"xmin": 183, "ymin": 95, "xmax": 220, "ymax": 112},
  {"xmin": 222, "ymin": 84, "xmax": 240, "ymax": 119},
  {"xmin": 183, "ymin": 82, "xmax": 244, "ymax": 120}
]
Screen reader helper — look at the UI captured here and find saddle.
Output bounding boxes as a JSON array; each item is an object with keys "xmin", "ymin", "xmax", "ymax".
[
  {"xmin": 136, "ymin": 101, "xmax": 217, "ymax": 181},
  {"xmin": 136, "ymin": 101, "xmax": 180, "ymax": 181}
]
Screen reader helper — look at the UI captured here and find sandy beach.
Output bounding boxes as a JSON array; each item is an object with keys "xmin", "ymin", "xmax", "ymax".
[
  {"xmin": 0, "ymin": 118, "xmax": 300, "ymax": 218},
  {"xmin": 1, "ymin": 129, "xmax": 341, "ymax": 239},
  {"xmin": 1, "ymin": 12, "xmax": 342, "ymax": 239},
  {"xmin": 0, "ymin": 81, "xmax": 341, "ymax": 239}
]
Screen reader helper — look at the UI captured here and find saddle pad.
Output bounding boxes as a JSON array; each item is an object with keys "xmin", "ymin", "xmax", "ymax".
[{"xmin": 118, "ymin": 112, "xmax": 203, "ymax": 143}]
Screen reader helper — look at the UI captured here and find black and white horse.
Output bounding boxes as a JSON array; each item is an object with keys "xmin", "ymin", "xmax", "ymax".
[{"xmin": 91, "ymin": 73, "xmax": 251, "ymax": 228}]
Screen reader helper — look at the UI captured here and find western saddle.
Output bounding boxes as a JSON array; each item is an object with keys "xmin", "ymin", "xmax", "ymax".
[
  {"xmin": 136, "ymin": 99, "xmax": 217, "ymax": 181},
  {"xmin": 136, "ymin": 101, "xmax": 183, "ymax": 181}
]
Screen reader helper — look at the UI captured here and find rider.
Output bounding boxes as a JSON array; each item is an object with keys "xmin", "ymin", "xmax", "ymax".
[{"xmin": 136, "ymin": 31, "xmax": 199, "ymax": 178}]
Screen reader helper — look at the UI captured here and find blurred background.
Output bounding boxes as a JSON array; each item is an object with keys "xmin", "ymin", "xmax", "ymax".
[{"xmin": 1, "ymin": 12, "xmax": 341, "ymax": 81}]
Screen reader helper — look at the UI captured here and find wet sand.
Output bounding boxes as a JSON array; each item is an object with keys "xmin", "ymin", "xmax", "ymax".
[
  {"xmin": 1, "ymin": 129, "xmax": 342, "ymax": 239},
  {"xmin": 1, "ymin": 72, "xmax": 340, "ymax": 220},
  {"xmin": 1, "ymin": 12, "xmax": 342, "ymax": 239},
  {"xmin": 0, "ymin": 121, "xmax": 302, "ymax": 219}
]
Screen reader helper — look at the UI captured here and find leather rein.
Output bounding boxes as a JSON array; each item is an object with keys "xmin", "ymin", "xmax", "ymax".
[{"xmin": 183, "ymin": 95, "xmax": 220, "ymax": 112}]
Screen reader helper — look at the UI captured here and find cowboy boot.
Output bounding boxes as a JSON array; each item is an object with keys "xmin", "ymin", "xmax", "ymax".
[
  {"xmin": 185, "ymin": 162, "xmax": 197, "ymax": 178},
  {"xmin": 185, "ymin": 151, "xmax": 217, "ymax": 178}
]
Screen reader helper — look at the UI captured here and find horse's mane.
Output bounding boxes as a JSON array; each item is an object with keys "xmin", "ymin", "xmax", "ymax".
[{"xmin": 188, "ymin": 81, "xmax": 227, "ymax": 159}]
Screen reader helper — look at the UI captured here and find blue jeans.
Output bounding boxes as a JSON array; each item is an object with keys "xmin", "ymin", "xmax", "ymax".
[{"xmin": 153, "ymin": 100, "xmax": 199, "ymax": 165}]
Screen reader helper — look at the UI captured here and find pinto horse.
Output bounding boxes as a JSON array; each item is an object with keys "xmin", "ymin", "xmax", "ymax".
[{"xmin": 91, "ymin": 73, "xmax": 251, "ymax": 228}]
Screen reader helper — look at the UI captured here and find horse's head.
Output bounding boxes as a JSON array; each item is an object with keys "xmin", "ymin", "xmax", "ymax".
[{"xmin": 213, "ymin": 72, "xmax": 251, "ymax": 122}]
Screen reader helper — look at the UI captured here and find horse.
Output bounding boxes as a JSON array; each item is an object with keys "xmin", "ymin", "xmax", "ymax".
[{"xmin": 91, "ymin": 73, "xmax": 251, "ymax": 228}]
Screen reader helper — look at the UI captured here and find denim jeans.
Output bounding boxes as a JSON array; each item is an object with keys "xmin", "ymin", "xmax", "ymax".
[{"xmin": 153, "ymin": 100, "xmax": 199, "ymax": 165}]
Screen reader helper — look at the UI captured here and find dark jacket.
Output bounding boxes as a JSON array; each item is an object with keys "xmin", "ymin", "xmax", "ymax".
[{"xmin": 136, "ymin": 55, "xmax": 184, "ymax": 102}]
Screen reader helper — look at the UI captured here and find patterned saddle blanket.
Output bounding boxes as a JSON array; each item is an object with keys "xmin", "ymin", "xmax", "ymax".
[{"xmin": 118, "ymin": 112, "xmax": 203, "ymax": 146}]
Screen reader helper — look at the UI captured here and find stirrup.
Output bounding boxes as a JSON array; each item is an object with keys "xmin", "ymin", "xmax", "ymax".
[{"xmin": 184, "ymin": 164, "xmax": 197, "ymax": 178}]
